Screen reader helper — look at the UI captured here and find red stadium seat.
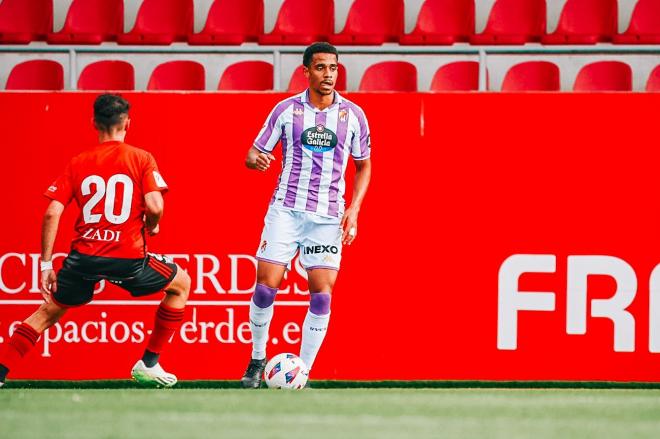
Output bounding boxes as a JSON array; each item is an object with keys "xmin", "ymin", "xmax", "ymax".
[
  {"xmin": 359, "ymin": 61, "xmax": 417, "ymax": 91},
  {"xmin": 188, "ymin": 0, "xmax": 262, "ymax": 45},
  {"xmin": 647, "ymin": 65, "xmax": 660, "ymax": 91},
  {"xmin": 469, "ymin": 0, "xmax": 545, "ymax": 45},
  {"xmin": 117, "ymin": 0, "xmax": 193, "ymax": 45},
  {"xmin": 78, "ymin": 61, "xmax": 135, "ymax": 91},
  {"xmin": 6, "ymin": 60, "xmax": 63, "ymax": 90},
  {"xmin": 573, "ymin": 61, "xmax": 632, "ymax": 91},
  {"xmin": 0, "ymin": 0, "xmax": 52, "ymax": 44},
  {"xmin": 218, "ymin": 61, "xmax": 273, "ymax": 91},
  {"xmin": 613, "ymin": 0, "xmax": 660, "ymax": 44},
  {"xmin": 542, "ymin": 0, "xmax": 617, "ymax": 44},
  {"xmin": 430, "ymin": 61, "xmax": 480, "ymax": 91},
  {"xmin": 287, "ymin": 64, "xmax": 347, "ymax": 93},
  {"xmin": 47, "ymin": 0, "xmax": 122, "ymax": 44},
  {"xmin": 400, "ymin": 0, "xmax": 474, "ymax": 45},
  {"xmin": 259, "ymin": 0, "xmax": 333, "ymax": 45},
  {"xmin": 329, "ymin": 0, "xmax": 403, "ymax": 45},
  {"xmin": 147, "ymin": 61, "xmax": 205, "ymax": 90},
  {"xmin": 500, "ymin": 61, "xmax": 559, "ymax": 91}
]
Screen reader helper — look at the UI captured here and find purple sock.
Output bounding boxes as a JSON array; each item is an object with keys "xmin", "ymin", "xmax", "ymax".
[
  {"xmin": 309, "ymin": 292, "xmax": 331, "ymax": 315},
  {"xmin": 252, "ymin": 284, "xmax": 278, "ymax": 308}
]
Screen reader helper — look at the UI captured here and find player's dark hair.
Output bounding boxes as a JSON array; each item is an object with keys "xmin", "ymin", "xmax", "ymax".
[
  {"xmin": 303, "ymin": 42, "xmax": 338, "ymax": 67},
  {"xmin": 93, "ymin": 94, "xmax": 130, "ymax": 132}
]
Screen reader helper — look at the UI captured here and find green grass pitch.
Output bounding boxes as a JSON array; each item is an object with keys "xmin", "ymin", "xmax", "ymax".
[{"xmin": 3, "ymin": 385, "xmax": 660, "ymax": 439}]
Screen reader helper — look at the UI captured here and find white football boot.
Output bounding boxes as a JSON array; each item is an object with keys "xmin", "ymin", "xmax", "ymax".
[{"xmin": 131, "ymin": 360, "xmax": 177, "ymax": 388}]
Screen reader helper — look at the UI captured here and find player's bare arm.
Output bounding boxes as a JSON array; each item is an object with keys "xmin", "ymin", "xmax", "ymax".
[
  {"xmin": 144, "ymin": 191, "xmax": 164, "ymax": 236},
  {"xmin": 40, "ymin": 200, "xmax": 65, "ymax": 301},
  {"xmin": 245, "ymin": 146, "xmax": 276, "ymax": 172},
  {"xmin": 341, "ymin": 158, "xmax": 371, "ymax": 246}
]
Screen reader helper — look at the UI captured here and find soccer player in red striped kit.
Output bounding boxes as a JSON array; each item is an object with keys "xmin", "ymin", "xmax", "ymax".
[{"xmin": 0, "ymin": 94, "xmax": 190, "ymax": 388}]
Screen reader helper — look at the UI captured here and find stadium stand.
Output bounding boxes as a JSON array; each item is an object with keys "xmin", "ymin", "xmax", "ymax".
[
  {"xmin": 259, "ymin": 0, "xmax": 333, "ymax": 45},
  {"xmin": 430, "ymin": 61, "xmax": 480, "ymax": 91},
  {"xmin": 0, "ymin": 0, "xmax": 52, "ymax": 44},
  {"xmin": 573, "ymin": 61, "xmax": 632, "ymax": 91},
  {"xmin": 218, "ymin": 60, "xmax": 273, "ymax": 90},
  {"xmin": 613, "ymin": 0, "xmax": 660, "ymax": 44},
  {"xmin": 500, "ymin": 61, "xmax": 560, "ymax": 91},
  {"xmin": 47, "ymin": 0, "xmax": 123, "ymax": 45},
  {"xmin": 147, "ymin": 60, "xmax": 205, "ymax": 90},
  {"xmin": 542, "ymin": 0, "xmax": 617, "ymax": 44},
  {"xmin": 288, "ymin": 64, "xmax": 347, "ymax": 92},
  {"xmin": 188, "ymin": 0, "xmax": 262, "ymax": 45},
  {"xmin": 329, "ymin": 0, "xmax": 404, "ymax": 45},
  {"xmin": 5, "ymin": 59, "xmax": 63, "ymax": 90},
  {"xmin": 469, "ymin": 0, "xmax": 545, "ymax": 45},
  {"xmin": 0, "ymin": 0, "xmax": 659, "ymax": 92},
  {"xmin": 647, "ymin": 65, "xmax": 660, "ymax": 91},
  {"xmin": 399, "ymin": 0, "xmax": 474, "ymax": 45},
  {"xmin": 359, "ymin": 61, "xmax": 417, "ymax": 91},
  {"xmin": 77, "ymin": 60, "xmax": 135, "ymax": 91},
  {"xmin": 117, "ymin": 0, "xmax": 193, "ymax": 45}
]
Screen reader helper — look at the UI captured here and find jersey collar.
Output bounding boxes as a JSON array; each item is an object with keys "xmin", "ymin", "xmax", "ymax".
[{"xmin": 300, "ymin": 89, "xmax": 343, "ymax": 110}]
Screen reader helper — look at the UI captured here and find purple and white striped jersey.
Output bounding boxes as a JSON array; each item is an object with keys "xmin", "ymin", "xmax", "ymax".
[{"xmin": 253, "ymin": 90, "xmax": 371, "ymax": 218}]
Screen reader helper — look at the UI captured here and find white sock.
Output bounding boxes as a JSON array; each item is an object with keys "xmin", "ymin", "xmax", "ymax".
[
  {"xmin": 249, "ymin": 300, "xmax": 274, "ymax": 360},
  {"xmin": 299, "ymin": 310, "xmax": 330, "ymax": 371}
]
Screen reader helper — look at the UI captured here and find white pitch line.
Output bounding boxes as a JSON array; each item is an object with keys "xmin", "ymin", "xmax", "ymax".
[{"xmin": 0, "ymin": 300, "xmax": 309, "ymax": 306}]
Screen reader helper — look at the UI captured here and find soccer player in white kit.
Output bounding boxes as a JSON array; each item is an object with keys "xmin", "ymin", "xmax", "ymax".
[{"xmin": 241, "ymin": 42, "xmax": 372, "ymax": 388}]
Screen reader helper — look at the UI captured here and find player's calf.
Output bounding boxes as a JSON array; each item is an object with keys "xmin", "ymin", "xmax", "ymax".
[
  {"xmin": 134, "ymin": 267, "xmax": 190, "ymax": 387},
  {"xmin": 0, "ymin": 303, "xmax": 66, "ymax": 386},
  {"xmin": 299, "ymin": 292, "xmax": 331, "ymax": 374}
]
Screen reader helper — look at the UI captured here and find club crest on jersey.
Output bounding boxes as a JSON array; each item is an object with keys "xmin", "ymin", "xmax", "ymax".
[
  {"xmin": 293, "ymin": 108, "xmax": 304, "ymax": 116},
  {"xmin": 302, "ymin": 124, "xmax": 338, "ymax": 153},
  {"xmin": 339, "ymin": 109, "xmax": 348, "ymax": 122}
]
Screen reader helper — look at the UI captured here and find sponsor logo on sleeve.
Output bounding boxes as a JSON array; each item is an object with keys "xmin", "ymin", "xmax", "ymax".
[{"xmin": 153, "ymin": 171, "xmax": 167, "ymax": 188}]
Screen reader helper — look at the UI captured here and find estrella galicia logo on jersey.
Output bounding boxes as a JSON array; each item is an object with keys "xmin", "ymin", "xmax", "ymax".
[{"xmin": 301, "ymin": 124, "xmax": 338, "ymax": 153}]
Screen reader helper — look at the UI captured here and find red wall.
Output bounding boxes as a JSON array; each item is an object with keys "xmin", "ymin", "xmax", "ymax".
[{"xmin": 2, "ymin": 92, "xmax": 660, "ymax": 381}]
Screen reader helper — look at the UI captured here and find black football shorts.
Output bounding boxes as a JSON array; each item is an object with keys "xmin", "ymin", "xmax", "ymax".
[{"xmin": 52, "ymin": 250, "xmax": 178, "ymax": 307}]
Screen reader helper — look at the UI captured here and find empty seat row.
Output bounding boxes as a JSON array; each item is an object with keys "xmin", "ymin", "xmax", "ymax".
[
  {"xmin": 359, "ymin": 60, "xmax": 658, "ymax": 91},
  {"xmin": 5, "ymin": 59, "xmax": 660, "ymax": 92},
  {"xmin": 2, "ymin": 0, "xmax": 660, "ymax": 45},
  {"xmin": 3, "ymin": 59, "xmax": 330, "ymax": 91}
]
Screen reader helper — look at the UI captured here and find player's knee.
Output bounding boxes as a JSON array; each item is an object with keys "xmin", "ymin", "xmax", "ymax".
[
  {"xmin": 309, "ymin": 291, "xmax": 332, "ymax": 315},
  {"xmin": 167, "ymin": 269, "xmax": 191, "ymax": 301}
]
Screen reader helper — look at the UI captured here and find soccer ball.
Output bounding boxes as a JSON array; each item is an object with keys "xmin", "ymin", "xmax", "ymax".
[{"xmin": 264, "ymin": 353, "xmax": 309, "ymax": 389}]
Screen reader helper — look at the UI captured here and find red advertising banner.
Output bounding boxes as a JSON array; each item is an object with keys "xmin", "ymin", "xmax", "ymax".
[{"xmin": 2, "ymin": 92, "xmax": 660, "ymax": 381}]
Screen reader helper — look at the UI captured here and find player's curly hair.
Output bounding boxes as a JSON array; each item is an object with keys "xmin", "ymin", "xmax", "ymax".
[
  {"xmin": 303, "ymin": 42, "xmax": 338, "ymax": 67},
  {"xmin": 94, "ymin": 94, "xmax": 130, "ymax": 132}
]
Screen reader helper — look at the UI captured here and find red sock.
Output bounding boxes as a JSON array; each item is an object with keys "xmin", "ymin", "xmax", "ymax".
[
  {"xmin": 0, "ymin": 322, "xmax": 40, "ymax": 374},
  {"xmin": 146, "ymin": 303, "xmax": 185, "ymax": 354}
]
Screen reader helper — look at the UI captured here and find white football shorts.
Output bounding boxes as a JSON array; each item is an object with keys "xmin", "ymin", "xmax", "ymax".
[{"xmin": 256, "ymin": 206, "xmax": 342, "ymax": 271}]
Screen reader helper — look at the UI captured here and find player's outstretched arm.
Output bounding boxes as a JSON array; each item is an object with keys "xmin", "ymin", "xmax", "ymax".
[
  {"xmin": 341, "ymin": 158, "xmax": 372, "ymax": 246},
  {"xmin": 144, "ymin": 191, "xmax": 164, "ymax": 236},
  {"xmin": 40, "ymin": 200, "xmax": 65, "ymax": 301},
  {"xmin": 245, "ymin": 146, "xmax": 276, "ymax": 172}
]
